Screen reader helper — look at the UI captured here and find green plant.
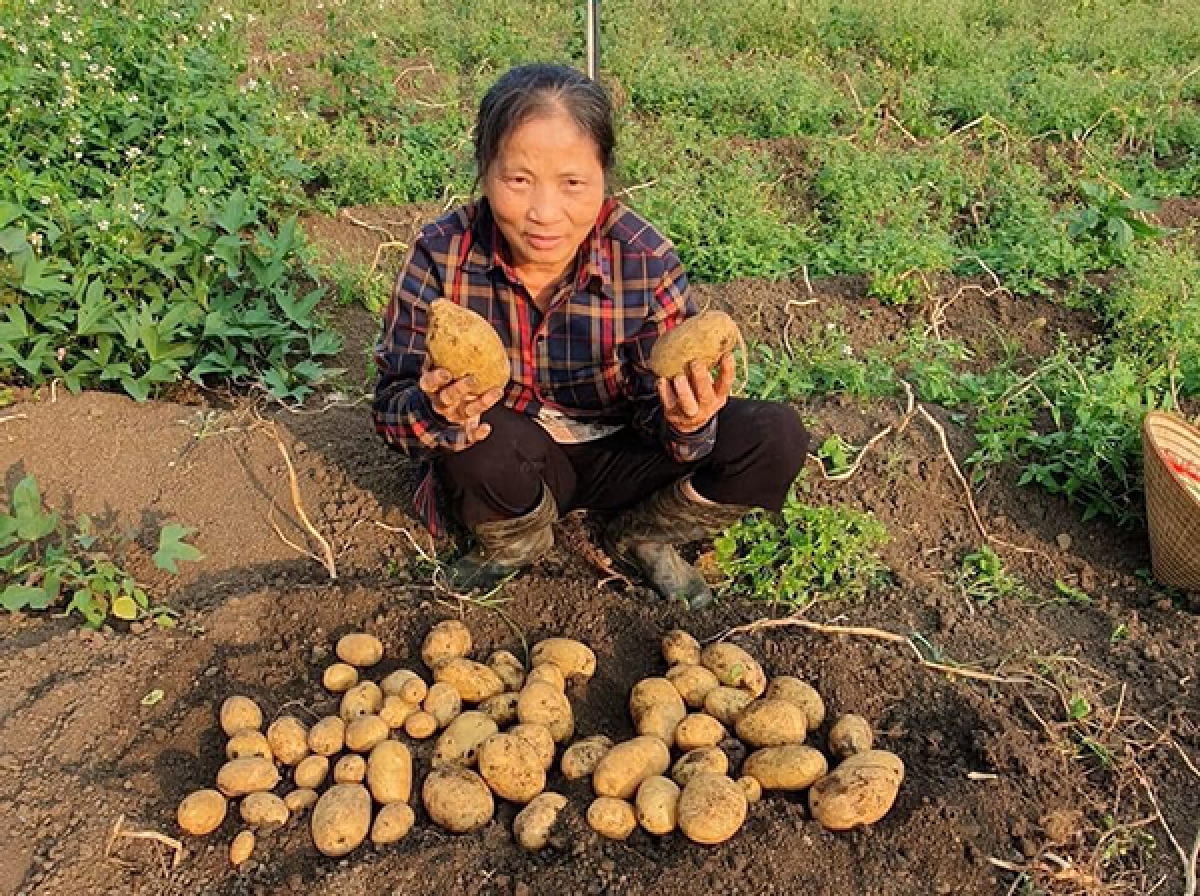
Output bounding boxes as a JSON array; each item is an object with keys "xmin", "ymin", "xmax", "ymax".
[
  {"xmin": 715, "ymin": 487, "xmax": 889, "ymax": 608},
  {"xmin": 0, "ymin": 474, "xmax": 199, "ymax": 628},
  {"xmin": 744, "ymin": 328, "xmax": 899, "ymax": 403},
  {"xmin": 955, "ymin": 545, "xmax": 1030, "ymax": 604},
  {"xmin": 1067, "ymin": 180, "xmax": 1164, "ymax": 259}
]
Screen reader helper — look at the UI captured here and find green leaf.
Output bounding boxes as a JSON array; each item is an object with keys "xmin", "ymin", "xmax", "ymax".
[
  {"xmin": 1068, "ymin": 696, "xmax": 1091, "ymax": 721},
  {"xmin": 1, "ymin": 584, "xmax": 49, "ymax": 612},
  {"xmin": 11, "ymin": 475, "xmax": 59, "ymax": 541},
  {"xmin": 140, "ymin": 688, "xmax": 165, "ymax": 706},
  {"xmin": 154, "ymin": 523, "xmax": 202, "ymax": 573},
  {"xmin": 111, "ymin": 595, "xmax": 139, "ymax": 620},
  {"xmin": 0, "ymin": 227, "xmax": 29, "ymax": 256}
]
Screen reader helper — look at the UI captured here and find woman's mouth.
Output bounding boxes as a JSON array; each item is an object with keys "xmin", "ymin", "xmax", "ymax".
[{"xmin": 526, "ymin": 233, "xmax": 563, "ymax": 251}]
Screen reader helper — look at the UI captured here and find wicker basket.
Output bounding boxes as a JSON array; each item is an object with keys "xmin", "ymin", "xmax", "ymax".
[{"xmin": 1142, "ymin": 411, "xmax": 1200, "ymax": 591}]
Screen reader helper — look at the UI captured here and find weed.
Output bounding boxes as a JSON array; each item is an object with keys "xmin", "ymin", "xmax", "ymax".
[{"xmin": 955, "ymin": 545, "xmax": 1030, "ymax": 604}]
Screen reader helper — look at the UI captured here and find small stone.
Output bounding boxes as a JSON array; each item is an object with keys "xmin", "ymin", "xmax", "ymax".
[{"xmin": 1055, "ymin": 533, "xmax": 1072, "ymax": 551}]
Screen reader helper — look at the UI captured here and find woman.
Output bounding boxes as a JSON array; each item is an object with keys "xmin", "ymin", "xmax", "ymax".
[{"xmin": 373, "ymin": 63, "xmax": 809, "ymax": 607}]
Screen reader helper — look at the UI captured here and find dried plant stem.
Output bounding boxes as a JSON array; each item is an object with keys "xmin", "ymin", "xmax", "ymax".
[
  {"xmin": 105, "ymin": 814, "xmax": 184, "ymax": 870},
  {"xmin": 271, "ymin": 434, "xmax": 337, "ymax": 580},
  {"xmin": 1137, "ymin": 769, "xmax": 1199, "ymax": 896},
  {"xmin": 340, "ymin": 210, "xmax": 395, "ymax": 241}
]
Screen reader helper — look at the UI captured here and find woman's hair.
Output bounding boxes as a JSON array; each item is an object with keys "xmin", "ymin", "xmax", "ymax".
[{"xmin": 474, "ymin": 63, "xmax": 615, "ymax": 178}]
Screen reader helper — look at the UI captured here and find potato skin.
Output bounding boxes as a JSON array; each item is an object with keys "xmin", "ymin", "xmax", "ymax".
[
  {"xmin": 380, "ymin": 695, "xmax": 418, "ymax": 730},
  {"xmin": 703, "ymin": 686, "xmax": 755, "ymax": 726},
  {"xmin": 435, "ymin": 658, "xmax": 507, "ymax": 704},
  {"xmin": 672, "ymin": 747, "xmax": 729, "ymax": 787},
  {"xmin": 294, "ymin": 755, "xmax": 330, "ymax": 790},
  {"xmin": 809, "ymin": 749, "xmax": 904, "ymax": 830},
  {"xmin": 371, "ymin": 802, "xmax": 416, "ymax": 846},
  {"xmin": 635, "ymin": 776, "xmax": 681, "ymax": 835},
  {"xmin": 404, "ymin": 711, "xmax": 439, "ymax": 740},
  {"xmin": 266, "ymin": 716, "xmax": 310, "ymax": 766},
  {"xmin": 526, "ymin": 664, "xmax": 566, "ymax": 692},
  {"xmin": 322, "ymin": 662, "xmax": 359, "ymax": 693},
  {"xmin": 648, "ymin": 311, "xmax": 741, "ymax": 379},
  {"xmin": 560, "ymin": 735, "xmax": 614, "ymax": 780},
  {"xmin": 488, "ymin": 651, "xmax": 526, "ymax": 692},
  {"xmin": 667, "ymin": 664, "xmax": 721, "ymax": 709},
  {"xmin": 225, "ymin": 730, "xmax": 273, "ymax": 762},
  {"xmin": 333, "ymin": 754, "xmax": 367, "ymax": 784},
  {"xmin": 216, "ymin": 758, "xmax": 280, "ymax": 797},
  {"xmin": 367, "ymin": 740, "xmax": 413, "ymax": 804},
  {"xmin": 344, "ymin": 714, "xmax": 389, "ymax": 753},
  {"xmin": 423, "ymin": 682, "xmax": 463, "ymax": 727},
  {"xmin": 700, "ymin": 642, "xmax": 767, "ymax": 697},
  {"xmin": 240, "ymin": 792, "xmax": 289, "ymax": 829},
  {"xmin": 340, "ymin": 681, "xmax": 384, "ymax": 721},
  {"xmin": 478, "ymin": 733, "xmax": 547, "ymax": 803},
  {"xmin": 661, "ymin": 629, "xmax": 702, "ymax": 666},
  {"xmin": 677, "ymin": 773, "xmax": 748, "ymax": 845},
  {"xmin": 735, "ymin": 698, "xmax": 808, "ymax": 748},
  {"xmin": 219, "ymin": 696, "xmax": 262, "ymax": 737},
  {"xmin": 592, "ymin": 736, "xmax": 671, "ymax": 800},
  {"xmin": 738, "ymin": 776, "xmax": 763, "ymax": 803},
  {"xmin": 674, "ymin": 714, "xmax": 726, "ymax": 752},
  {"xmin": 285, "ymin": 788, "xmax": 319, "ymax": 813},
  {"xmin": 516, "ymin": 681, "xmax": 574, "ymax": 743},
  {"xmin": 530, "ymin": 638, "xmax": 596, "ymax": 680},
  {"xmin": 421, "ymin": 619, "xmax": 473, "ymax": 670},
  {"xmin": 513, "ymin": 792, "xmax": 568, "ymax": 851},
  {"xmin": 743, "ymin": 745, "xmax": 828, "ymax": 791},
  {"xmin": 312, "ymin": 783, "xmax": 372, "ymax": 857},
  {"xmin": 380, "ymin": 670, "xmax": 427, "ymax": 704},
  {"xmin": 427, "ymin": 300, "xmax": 511, "ymax": 394},
  {"xmin": 828, "ymin": 714, "xmax": 874, "ymax": 759},
  {"xmin": 336, "ymin": 632, "xmax": 384, "ymax": 668},
  {"xmin": 510, "ymin": 724, "xmax": 557, "ymax": 771},
  {"xmin": 308, "ymin": 716, "xmax": 345, "ymax": 757},
  {"xmin": 479, "ymin": 692, "xmax": 520, "ymax": 727},
  {"xmin": 765, "ymin": 676, "xmax": 826, "ymax": 732},
  {"xmin": 229, "ymin": 830, "xmax": 255, "ymax": 866},
  {"xmin": 177, "ymin": 789, "xmax": 227, "ymax": 836},
  {"xmin": 422, "ymin": 766, "xmax": 496, "ymax": 833},
  {"xmin": 432, "ymin": 711, "xmax": 499, "ymax": 768},
  {"xmin": 630, "ymin": 677, "xmax": 687, "ymax": 747},
  {"xmin": 587, "ymin": 797, "xmax": 637, "ymax": 840}
]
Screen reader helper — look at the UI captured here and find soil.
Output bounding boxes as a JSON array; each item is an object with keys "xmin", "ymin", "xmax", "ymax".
[{"xmin": 1, "ymin": 206, "xmax": 1198, "ymax": 896}]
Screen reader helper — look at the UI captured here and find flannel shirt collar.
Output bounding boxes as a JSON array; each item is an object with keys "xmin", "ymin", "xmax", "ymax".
[{"xmin": 464, "ymin": 198, "xmax": 617, "ymax": 300}]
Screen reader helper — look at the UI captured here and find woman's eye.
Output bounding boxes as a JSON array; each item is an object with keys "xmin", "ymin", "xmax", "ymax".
[
  {"xmin": 507, "ymin": 176, "xmax": 529, "ymax": 187},
  {"xmin": 566, "ymin": 179, "xmax": 585, "ymax": 189}
]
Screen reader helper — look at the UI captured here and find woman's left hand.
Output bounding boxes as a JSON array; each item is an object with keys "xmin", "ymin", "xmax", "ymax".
[{"xmin": 658, "ymin": 353, "xmax": 736, "ymax": 434}]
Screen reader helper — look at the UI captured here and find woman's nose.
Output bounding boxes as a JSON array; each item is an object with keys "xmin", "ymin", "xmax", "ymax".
[{"xmin": 527, "ymin": 185, "xmax": 561, "ymax": 223}]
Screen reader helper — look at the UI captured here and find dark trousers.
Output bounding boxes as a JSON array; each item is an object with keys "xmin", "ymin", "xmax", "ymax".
[{"xmin": 436, "ymin": 399, "xmax": 810, "ymax": 528}]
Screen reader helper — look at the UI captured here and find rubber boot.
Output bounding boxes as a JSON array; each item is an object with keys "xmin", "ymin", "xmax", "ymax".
[
  {"xmin": 605, "ymin": 479, "xmax": 750, "ymax": 608},
  {"xmin": 445, "ymin": 487, "xmax": 557, "ymax": 593}
]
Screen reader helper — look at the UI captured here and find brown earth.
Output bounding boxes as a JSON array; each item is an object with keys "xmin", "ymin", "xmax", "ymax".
[{"xmin": 1, "ymin": 255, "xmax": 1198, "ymax": 896}]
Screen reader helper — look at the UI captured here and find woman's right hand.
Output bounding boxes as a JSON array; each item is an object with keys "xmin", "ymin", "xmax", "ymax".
[{"xmin": 418, "ymin": 365, "xmax": 504, "ymax": 445}]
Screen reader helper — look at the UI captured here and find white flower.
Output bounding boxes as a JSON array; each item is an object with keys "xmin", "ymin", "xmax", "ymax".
[
  {"xmin": 69, "ymin": 134, "xmax": 82, "ymax": 145},
  {"xmin": 841, "ymin": 345, "xmax": 854, "ymax": 357},
  {"xmin": 127, "ymin": 93, "xmax": 138, "ymax": 103},
  {"xmin": 204, "ymin": 254, "xmax": 215, "ymax": 264},
  {"xmin": 97, "ymin": 219, "xmax": 110, "ymax": 231},
  {"xmin": 30, "ymin": 232, "xmax": 43, "ymax": 249},
  {"xmin": 125, "ymin": 146, "xmax": 142, "ymax": 160},
  {"xmin": 182, "ymin": 137, "xmax": 192, "ymax": 147},
  {"xmin": 39, "ymin": 196, "xmax": 52, "ymax": 205},
  {"xmin": 61, "ymin": 31, "xmax": 73, "ymax": 43},
  {"xmin": 74, "ymin": 151, "xmax": 82, "ymax": 159},
  {"xmin": 17, "ymin": 44, "xmax": 28, "ymax": 54}
]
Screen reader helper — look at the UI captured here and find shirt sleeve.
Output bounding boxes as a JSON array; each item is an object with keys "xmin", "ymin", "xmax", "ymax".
[
  {"xmin": 623, "ymin": 249, "xmax": 718, "ymax": 463},
  {"xmin": 372, "ymin": 238, "xmax": 476, "ymax": 456}
]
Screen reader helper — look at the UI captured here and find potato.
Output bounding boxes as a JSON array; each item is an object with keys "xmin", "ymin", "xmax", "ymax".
[
  {"xmin": 479, "ymin": 692, "xmax": 520, "ymax": 727},
  {"xmin": 344, "ymin": 715, "xmax": 389, "ymax": 753},
  {"xmin": 672, "ymin": 747, "xmax": 729, "ymax": 787},
  {"xmin": 308, "ymin": 716, "xmax": 345, "ymax": 757},
  {"xmin": 285, "ymin": 788, "xmax": 319, "ymax": 813},
  {"xmin": 423, "ymin": 682, "xmax": 463, "ymax": 727},
  {"xmin": 422, "ymin": 766, "xmax": 495, "ymax": 833},
  {"xmin": 735, "ymin": 698, "xmax": 807, "ymax": 748},
  {"xmin": 336, "ymin": 632, "xmax": 384, "ymax": 668},
  {"xmin": 323, "ymin": 662, "xmax": 359, "ymax": 693},
  {"xmin": 742, "ymin": 745, "xmax": 828, "ymax": 791},
  {"xmin": 635, "ymin": 776, "xmax": 681, "ymax": 836},
  {"xmin": 435, "ymin": 657, "xmax": 507, "ymax": 704},
  {"xmin": 420, "ymin": 618, "xmax": 472, "ymax": 670},
  {"xmin": 511, "ymin": 724, "xmax": 556, "ymax": 771},
  {"xmin": 587, "ymin": 797, "xmax": 637, "ymax": 840},
  {"xmin": 700, "ymin": 642, "xmax": 766, "ymax": 697},
  {"xmin": 674, "ymin": 714, "xmax": 726, "ymax": 752},
  {"xmin": 649, "ymin": 311, "xmax": 741, "ymax": 379},
  {"xmin": 526, "ymin": 664, "xmax": 566, "ymax": 692},
  {"xmin": 703, "ymin": 686, "xmax": 755, "ymax": 726},
  {"xmin": 226, "ymin": 730, "xmax": 273, "ymax": 762},
  {"xmin": 380, "ymin": 670, "xmax": 428, "ymax": 704},
  {"xmin": 677, "ymin": 773, "xmax": 747, "ymax": 845},
  {"xmin": 478, "ymin": 732, "xmax": 547, "ymax": 803},
  {"xmin": 404, "ymin": 711, "xmax": 439, "ymax": 740},
  {"xmin": 661, "ymin": 629, "xmax": 702, "ymax": 667},
  {"xmin": 367, "ymin": 740, "xmax": 413, "ymax": 804},
  {"xmin": 219, "ymin": 696, "xmax": 263, "ymax": 737},
  {"xmin": 513, "ymin": 792, "xmax": 567, "ymax": 851},
  {"xmin": 630, "ymin": 677, "xmax": 687, "ymax": 747},
  {"xmin": 267, "ymin": 716, "xmax": 309, "ymax": 766},
  {"xmin": 380, "ymin": 696, "xmax": 418, "ymax": 730},
  {"xmin": 432, "ymin": 711, "xmax": 499, "ymax": 768},
  {"xmin": 229, "ymin": 830, "xmax": 255, "ymax": 866},
  {"xmin": 334, "ymin": 754, "xmax": 367, "ymax": 784},
  {"xmin": 667, "ymin": 664, "xmax": 720, "ymax": 709},
  {"xmin": 530, "ymin": 638, "xmax": 596, "ymax": 681},
  {"xmin": 340, "ymin": 681, "xmax": 384, "ymax": 721},
  {"xmin": 829, "ymin": 714, "xmax": 874, "ymax": 759},
  {"xmin": 312, "ymin": 783, "xmax": 372, "ymax": 857},
  {"xmin": 592, "ymin": 736, "xmax": 671, "ymax": 800},
  {"xmin": 240, "ymin": 792, "xmax": 289, "ymax": 829},
  {"xmin": 766, "ymin": 676, "xmax": 826, "ymax": 732},
  {"xmin": 488, "ymin": 650, "xmax": 526, "ymax": 692},
  {"xmin": 738, "ymin": 776, "xmax": 762, "ymax": 803},
  {"xmin": 177, "ymin": 789, "xmax": 227, "ymax": 837},
  {"xmin": 809, "ymin": 749, "xmax": 904, "ymax": 831},
  {"xmin": 371, "ymin": 802, "xmax": 416, "ymax": 846},
  {"xmin": 426, "ymin": 299, "xmax": 511, "ymax": 395},
  {"xmin": 294, "ymin": 755, "xmax": 330, "ymax": 790},
  {"xmin": 516, "ymin": 681, "xmax": 574, "ymax": 743},
  {"xmin": 560, "ymin": 735, "xmax": 614, "ymax": 780},
  {"xmin": 216, "ymin": 758, "xmax": 280, "ymax": 798}
]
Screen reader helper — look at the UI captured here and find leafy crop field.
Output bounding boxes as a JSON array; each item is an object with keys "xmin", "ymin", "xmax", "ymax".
[{"xmin": 1, "ymin": 0, "xmax": 1198, "ymax": 894}]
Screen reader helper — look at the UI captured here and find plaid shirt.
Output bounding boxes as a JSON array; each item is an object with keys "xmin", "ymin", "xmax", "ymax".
[{"xmin": 372, "ymin": 197, "xmax": 717, "ymax": 532}]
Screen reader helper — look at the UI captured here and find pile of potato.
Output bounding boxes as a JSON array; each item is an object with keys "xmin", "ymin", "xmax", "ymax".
[{"xmin": 570, "ymin": 629, "xmax": 905, "ymax": 844}]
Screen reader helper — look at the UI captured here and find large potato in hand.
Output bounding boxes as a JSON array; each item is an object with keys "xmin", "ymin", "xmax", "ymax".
[
  {"xmin": 809, "ymin": 750, "xmax": 904, "ymax": 830},
  {"xmin": 423, "ymin": 766, "xmax": 495, "ymax": 833},
  {"xmin": 312, "ymin": 784, "xmax": 372, "ymax": 857},
  {"xmin": 426, "ymin": 300, "xmax": 511, "ymax": 394},
  {"xmin": 177, "ymin": 789, "xmax": 227, "ymax": 836},
  {"xmin": 648, "ymin": 311, "xmax": 741, "ymax": 379}
]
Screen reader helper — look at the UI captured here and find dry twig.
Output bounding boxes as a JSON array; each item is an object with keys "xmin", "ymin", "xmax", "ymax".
[
  {"xmin": 268, "ymin": 430, "xmax": 338, "ymax": 580},
  {"xmin": 105, "ymin": 814, "xmax": 184, "ymax": 870}
]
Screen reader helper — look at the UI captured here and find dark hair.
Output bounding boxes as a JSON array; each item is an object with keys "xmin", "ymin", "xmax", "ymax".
[{"xmin": 474, "ymin": 63, "xmax": 615, "ymax": 179}]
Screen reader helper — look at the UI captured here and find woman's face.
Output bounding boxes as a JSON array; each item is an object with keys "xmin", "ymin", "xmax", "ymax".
[{"xmin": 482, "ymin": 104, "xmax": 607, "ymax": 276}]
